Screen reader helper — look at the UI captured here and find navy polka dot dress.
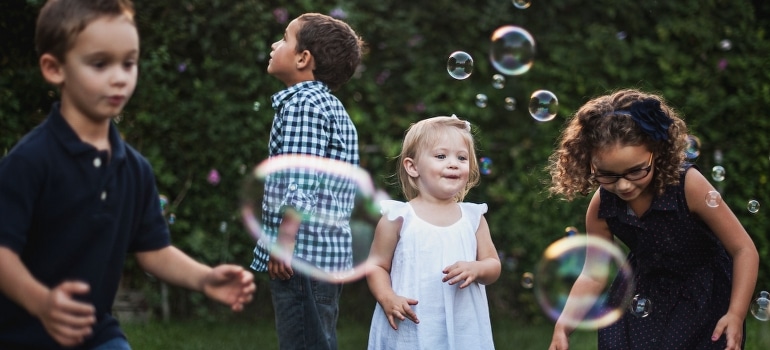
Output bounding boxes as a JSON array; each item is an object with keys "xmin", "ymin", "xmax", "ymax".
[{"xmin": 596, "ymin": 164, "xmax": 743, "ymax": 349}]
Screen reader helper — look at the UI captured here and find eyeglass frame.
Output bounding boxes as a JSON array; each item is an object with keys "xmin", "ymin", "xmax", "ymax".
[{"xmin": 591, "ymin": 153, "xmax": 654, "ymax": 184}]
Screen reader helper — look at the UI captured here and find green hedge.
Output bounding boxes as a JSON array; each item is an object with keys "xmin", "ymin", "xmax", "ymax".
[{"xmin": 2, "ymin": 0, "xmax": 768, "ymax": 322}]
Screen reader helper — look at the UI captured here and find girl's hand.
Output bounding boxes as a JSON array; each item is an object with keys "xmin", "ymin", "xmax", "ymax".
[
  {"xmin": 711, "ymin": 312, "xmax": 744, "ymax": 349},
  {"xmin": 378, "ymin": 294, "xmax": 419, "ymax": 330},
  {"xmin": 548, "ymin": 325, "xmax": 571, "ymax": 350},
  {"xmin": 442, "ymin": 261, "xmax": 481, "ymax": 289}
]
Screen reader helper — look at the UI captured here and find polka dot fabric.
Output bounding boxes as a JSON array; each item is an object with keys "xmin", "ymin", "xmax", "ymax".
[{"xmin": 596, "ymin": 164, "xmax": 743, "ymax": 349}]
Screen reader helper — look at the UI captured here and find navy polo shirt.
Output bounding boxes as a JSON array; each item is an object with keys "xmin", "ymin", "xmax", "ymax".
[{"xmin": 0, "ymin": 103, "xmax": 170, "ymax": 349}]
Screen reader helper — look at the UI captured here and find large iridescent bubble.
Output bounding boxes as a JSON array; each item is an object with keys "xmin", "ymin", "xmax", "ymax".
[
  {"xmin": 240, "ymin": 154, "xmax": 388, "ymax": 283},
  {"xmin": 489, "ymin": 25, "xmax": 535, "ymax": 76},
  {"xmin": 534, "ymin": 235, "xmax": 635, "ymax": 330}
]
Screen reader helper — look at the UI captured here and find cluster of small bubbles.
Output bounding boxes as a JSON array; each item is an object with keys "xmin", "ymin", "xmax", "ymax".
[
  {"xmin": 534, "ymin": 235, "xmax": 635, "ymax": 330},
  {"xmin": 512, "ymin": 0, "xmax": 531, "ymax": 10},
  {"xmin": 521, "ymin": 272, "xmax": 534, "ymax": 289},
  {"xmin": 529, "ymin": 90, "xmax": 558, "ymax": 122},
  {"xmin": 564, "ymin": 226, "xmax": 578, "ymax": 237},
  {"xmin": 490, "ymin": 25, "xmax": 535, "ymax": 76},
  {"xmin": 751, "ymin": 291, "xmax": 770, "ymax": 321},
  {"xmin": 711, "ymin": 165, "xmax": 726, "ymax": 182},
  {"xmin": 684, "ymin": 135, "xmax": 701, "ymax": 159},
  {"xmin": 492, "ymin": 74, "xmax": 506, "ymax": 89},
  {"xmin": 747, "ymin": 200, "xmax": 760, "ymax": 214},
  {"xmin": 479, "ymin": 157, "xmax": 493, "ymax": 175},
  {"xmin": 207, "ymin": 169, "xmax": 221, "ymax": 185},
  {"xmin": 705, "ymin": 190, "xmax": 723, "ymax": 208},
  {"xmin": 719, "ymin": 39, "xmax": 732, "ymax": 51},
  {"xmin": 475, "ymin": 94, "xmax": 488, "ymax": 108},
  {"xmin": 253, "ymin": 101, "xmax": 261, "ymax": 112},
  {"xmin": 504, "ymin": 97, "xmax": 516, "ymax": 111},
  {"xmin": 616, "ymin": 31, "xmax": 627, "ymax": 40},
  {"xmin": 447, "ymin": 51, "xmax": 474, "ymax": 80},
  {"xmin": 629, "ymin": 294, "xmax": 652, "ymax": 318}
]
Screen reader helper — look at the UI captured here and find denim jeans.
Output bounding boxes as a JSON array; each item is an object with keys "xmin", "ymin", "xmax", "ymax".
[
  {"xmin": 92, "ymin": 337, "xmax": 131, "ymax": 350},
  {"xmin": 269, "ymin": 273, "xmax": 343, "ymax": 350}
]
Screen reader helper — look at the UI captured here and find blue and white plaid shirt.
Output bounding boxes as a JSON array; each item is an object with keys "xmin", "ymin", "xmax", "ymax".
[{"xmin": 251, "ymin": 81, "xmax": 360, "ymax": 273}]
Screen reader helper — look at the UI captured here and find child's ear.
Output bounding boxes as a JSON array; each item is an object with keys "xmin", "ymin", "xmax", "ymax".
[
  {"xmin": 39, "ymin": 53, "xmax": 64, "ymax": 86},
  {"xmin": 296, "ymin": 49, "xmax": 315, "ymax": 71},
  {"xmin": 403, "ymin": 157, "xmax": 419, "ymax": 178}
]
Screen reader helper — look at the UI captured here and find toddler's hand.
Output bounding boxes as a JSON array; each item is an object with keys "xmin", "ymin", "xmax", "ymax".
[
  {"xmin": 379, "ymin": 294, "xmax": 419, "ymax": 330},
  {"xmin": 442, "ymin": 261, "xmax": 480, "ymax": 288},
  {"xmin": 37, "ymin": 281, "xmax": 96, "ymax": 347}
]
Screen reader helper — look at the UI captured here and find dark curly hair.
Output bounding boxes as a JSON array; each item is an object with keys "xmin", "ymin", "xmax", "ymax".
[
  {"xmin": 546, "ymin": 89, "xmax": 689, "ymax": 201},
  {"xmin": 295, "ymin": 13, "xmax": 365, "ymax": 91}
]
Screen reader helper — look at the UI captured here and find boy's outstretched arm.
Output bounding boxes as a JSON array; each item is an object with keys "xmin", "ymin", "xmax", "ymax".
[
  {"xmin": 0, "ymin": 246, "xmax": 96, "ymax": 347},
  {"xmin": 135, "ymin": 246, "xmax": 256, "ymax": 311}
]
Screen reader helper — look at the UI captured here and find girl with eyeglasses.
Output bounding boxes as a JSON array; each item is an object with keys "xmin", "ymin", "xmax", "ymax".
[{"xmin": 545, "ymin": 89, "xmax": 758, "ymax": 350}]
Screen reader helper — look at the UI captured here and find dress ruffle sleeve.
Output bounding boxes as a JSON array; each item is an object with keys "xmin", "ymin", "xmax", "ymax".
[{"xmin": 380, "ymin": 199, "xmax": 411, "ymax": 222}]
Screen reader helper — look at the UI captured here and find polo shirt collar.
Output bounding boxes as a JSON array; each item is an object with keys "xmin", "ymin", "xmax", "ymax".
[{"xmin": 47, "ymin": 102, "xmax": 126, "ymax": 162}]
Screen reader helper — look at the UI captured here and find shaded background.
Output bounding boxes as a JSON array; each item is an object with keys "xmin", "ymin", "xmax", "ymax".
[{"xmin": 1, "ymin": 0, "xmax": 769, "ymax": 329}]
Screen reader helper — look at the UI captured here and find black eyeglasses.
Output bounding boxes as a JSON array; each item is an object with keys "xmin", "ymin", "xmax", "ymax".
[{"xmin": 591, "ymin": 153, "xmax": 654, "ymax": 184}]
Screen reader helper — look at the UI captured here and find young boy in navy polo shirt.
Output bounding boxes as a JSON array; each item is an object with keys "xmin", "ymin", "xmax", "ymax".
[
  {"xmin": 249, "ymin": 13, "xmax": 365, "ymax": 350},
  {"xmin": 0, "ymin": 1, "xmax": 255, "ymax": 349}
]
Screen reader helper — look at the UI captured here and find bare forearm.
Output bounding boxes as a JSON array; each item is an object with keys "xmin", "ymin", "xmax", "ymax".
[
  {"xmin": 135, "ymin": 246, "xmax": 212, "ymax": 292},
  {"xmin": 0, "ymin": 246, "xmax": 49, "ymax": 316},
  {"xmin": 727, "ymin": 247, "xmax": 759, "ymax": 317},
  {"xmin": 366, "ymin": 266, "xmax": 396, "ymax": 303},
  {"xmin": 475, "ymin": 258, "xmax": 502, "ymax": 285}
]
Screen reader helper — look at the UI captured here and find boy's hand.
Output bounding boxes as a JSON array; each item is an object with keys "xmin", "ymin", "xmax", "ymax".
[
  {"xmin": 37, "ymin": 281, "xmax": 95, "ymax": 347},
  {"xmin": 201, "ymin": 265, "xmax": 256, "ymax": 312},
  {"xmin": 268, "ymin": 256, "xmax": 294, "ymax": 280},
  {"xmin": 378, "ymin": 294, "xmax": 419, "ymax": 330},
  {"xmin": 442, "ymin": 261, "xmax": 481, "ymax": 289}
]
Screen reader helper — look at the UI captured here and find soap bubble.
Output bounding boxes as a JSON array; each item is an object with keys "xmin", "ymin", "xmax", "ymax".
[
  {"xmin": 447, "ymin": 51, "xmax": 474, "ymax": 80},
  {"xmin": 240, "ymin": 154, "xmax": 388, "ymax": 283},
  {"xmin": 490, "ymin": 25, "xmax": 535, "ymax": 76},
  {"xmin": 629, "ymin": 294, "xmax": 652, "ymax": 318},
  {"xmin": 504, "ymin": 97, "xmax": 516, "ymax": 111},
  {"xmin": 521, "ymin": 272, "xmax": 534, "ymax": 289},
  {"xmin": 529, "ymin": 90, "xmax": 558, "ymax": 122},
  {"xmin": 705, "ymin": 190, "xmax": 722, "ymax": 208},
  {"xmin": 719, "ymin": 39, "xmax": 732, "ymax": 51},
  {"xmin": 751, "ymin": 291, "xmax": 770, "ymax": 321},
  {"xmin": 748, "ymin": 200, "xmax": 760, "ymax": 214},
  {"xmin": 534, "ymin": 235, "xmax": 635, "ymax": 330},
  {"xmin": 684, "ymin": 135, "xmax": 701, "ymax": 160},
  {"xmin": 492, "ymin": 74, "xmax": 506, "ymax": 89},
  {"xmin": 711, "ymin": 165, "xmax": 725, "ymax": 182},
  {"xmin": 479, "ymin": 157, "xmax": 493, "ymax": 175},
  {"xmin": 476, "ymin": 94, "xmax": 488, "ymax": 108},
  {"xmin": 512, "ymin": 0, "xmax": 531, "ymax": 9}
]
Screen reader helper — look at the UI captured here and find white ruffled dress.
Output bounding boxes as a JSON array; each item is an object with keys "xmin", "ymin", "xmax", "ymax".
[{"xmin": 367, "ymin": 200, "xmax": 495, "ymax": 350}]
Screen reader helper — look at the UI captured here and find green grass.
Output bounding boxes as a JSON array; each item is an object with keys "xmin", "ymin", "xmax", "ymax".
[{"xmin": 121, "ymin": 314, "xmax": 770, "ymax": 349}]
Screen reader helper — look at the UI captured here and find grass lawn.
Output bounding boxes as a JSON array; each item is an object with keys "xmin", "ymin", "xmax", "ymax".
[{"xmin": 122, "ymin": 314, "xmax": 770, "ymax": 349}]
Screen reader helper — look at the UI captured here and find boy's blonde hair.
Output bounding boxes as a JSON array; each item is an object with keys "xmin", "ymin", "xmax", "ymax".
[
  {"xmin": 35, "ymin": 0, "xmax": 135, "ymax": 62},
  {"xmin": 397, "ymin": 116, "xmax": 480, "ymax": 202}
]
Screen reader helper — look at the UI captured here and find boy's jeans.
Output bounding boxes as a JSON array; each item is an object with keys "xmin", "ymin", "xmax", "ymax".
[{"xmin": 269, "ymin": 272, "xmax": 342, "ymax": 350}]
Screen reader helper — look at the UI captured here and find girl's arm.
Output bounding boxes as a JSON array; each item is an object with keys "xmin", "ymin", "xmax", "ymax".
[
  {"xmin": 442, "ymin": 215, "xmax": 501, "ymax": 288},
  {"xmin": 550, "ymin": 190, "xmax": 614, "ymax": 350},
  {"xmin": 366, "ymin": 216, "xmax": 418, "ymax": 329},
  {"xmin": 683, "ymin": 168, "xmax": 759, "ymax": 347}
]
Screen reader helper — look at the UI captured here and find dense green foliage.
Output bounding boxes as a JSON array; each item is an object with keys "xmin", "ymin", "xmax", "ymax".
[{"xmin": 2, "ymin": 0, "xmax": 768, "ymax": 323}]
